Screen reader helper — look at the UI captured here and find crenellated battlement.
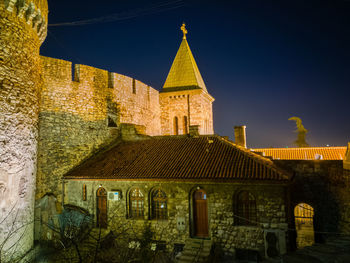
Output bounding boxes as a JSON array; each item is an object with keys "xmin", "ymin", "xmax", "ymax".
[
  {"xmin": 40, "ymin": 55, "xmax": 161, "ymax": 132},
  {"xmin": 40, "ymin": 56, "xmax": 157, "ymax": 95},
  {"xmin": 1, "ymin": 0, "xmax": 48, "ymax": 43}
]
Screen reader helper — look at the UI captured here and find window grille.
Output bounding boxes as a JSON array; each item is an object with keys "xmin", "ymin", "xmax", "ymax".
[
  {"xmin": 129, "ymin": 188, "xmax": 144, "ymax": 219},
  {"xmin": 151, "ymin": 189, "xmax": 167, "ymax": 220},
  {"xmin": 236, "ymin": 191, "xmax": 257, "ymax": 225}
]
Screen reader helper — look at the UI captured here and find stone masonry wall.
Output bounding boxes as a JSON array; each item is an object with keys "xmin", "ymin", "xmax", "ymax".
[
  {"xmin": 37, "ymin": 56, "xmax": 161, "ymax": 200},
  {"xmin": 0, "ymin": 0, "xmax": 48, "ymax": 261},
  {"xmin": 275, "ymin": 160, "xmax": 350, "ymax": 249},
  {"xmin": 189, "ymin": 91, "xmax": 214, "ymax": 135},
  {"xmin": 63, "ymin": 180, "xmax": 287, "ymax": 256},
  {"xmin": 159, "ymin": 89, "xmax": 214, "ymax": 135}
]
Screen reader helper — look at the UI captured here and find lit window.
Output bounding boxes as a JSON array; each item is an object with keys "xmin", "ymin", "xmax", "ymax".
[
  {"xmin": 129, "ymin": 188, "xmax": 144, "ymax": 219},
  {"xmin": 151, "ymin": 189, "xmax": 167, "ymax": 220}
]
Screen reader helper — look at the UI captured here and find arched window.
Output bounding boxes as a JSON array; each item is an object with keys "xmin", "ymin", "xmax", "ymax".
[
  {"xmin": 236, "ymin": 191, "xmax": 257, "ymax": 225},
  {"xmin": 151, "ymin": 189, "xmax": 167, "ymax": 220},
  {"xmin": 183, "ymin": 116, "xmax": 188, "ymax": 134},
  {"xmin": 129, "ymin": 188, "xmax": 144, "ymax": 219},
  {"xmin": 174, "ymin": 116, "xmax": 179, "ymax": 135}
]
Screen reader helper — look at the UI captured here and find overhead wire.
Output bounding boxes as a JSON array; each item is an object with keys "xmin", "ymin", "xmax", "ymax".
[
  {"xmin": 48, "ymin": 0, "xmax": 186, "ymax": 27},
  {"xmin": 46, "ymin": 30, "xmax": 83, "ymax": 64}
]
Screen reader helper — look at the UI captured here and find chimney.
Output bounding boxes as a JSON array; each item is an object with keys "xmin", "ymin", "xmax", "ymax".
[
  {"xmin": 234, "ymin": 125, "xmax": 247, "ymax": 148},
  {"xmin": 189, "ymin": 125, "xmax": 200, "ymax": 137},
  {"xmin": 344, "ymin": 142, "xmax": 350, "ymax": 170}
]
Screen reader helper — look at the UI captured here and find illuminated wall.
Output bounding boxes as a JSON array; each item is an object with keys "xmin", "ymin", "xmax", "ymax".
[
  {"xmin": 37, "ymin": 56, "xmax": 161, "ymax": 200},
  {"xmin": 0, "ymin": 0, "xmax": 48, "ymax": 261},
  {"xmin": 159, "ymin": 89, "xmax": 214, "ymax": 135}
]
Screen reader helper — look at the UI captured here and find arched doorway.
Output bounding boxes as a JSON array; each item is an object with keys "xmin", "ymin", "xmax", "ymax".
[
  {"xmin": 193, "ymin": 189, "xmax": 208, "ymax": 237},
  {"xmin": 294, "ymin": 203, "xmax": 314, "ymax": 248},
  {"xmin": 96, "ymin": 187, "xmax": 107, "ymax": 228}
]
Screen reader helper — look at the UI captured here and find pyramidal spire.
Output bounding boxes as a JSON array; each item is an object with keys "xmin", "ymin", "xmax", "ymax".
[{"xmin": 162, "ymin": 23, "xmax": 207, "ymax": 92}]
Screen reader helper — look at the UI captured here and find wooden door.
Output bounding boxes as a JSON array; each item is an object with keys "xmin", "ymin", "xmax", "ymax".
[
  {"xmin": 96, "ymin": 187, "xmax": 107, "ymax": 228},
  {"xmin": 193, "ymin": 189, "xmax": 209, "ymax": 237}
]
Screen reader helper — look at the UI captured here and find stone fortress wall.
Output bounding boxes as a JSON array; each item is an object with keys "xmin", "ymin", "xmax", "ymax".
[
  {"xmin": 0, "ymin": 0, "xmax": 48, "ymax": 261},
  {"xmin": 37, "ymin": 55, "xmax": 161, "ymax": 200}
]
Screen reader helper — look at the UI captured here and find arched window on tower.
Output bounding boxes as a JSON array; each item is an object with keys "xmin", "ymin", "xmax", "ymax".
[
  {"xmin": 151, "ymin": 188, "xmax": 168, "ymax": 220},
  {"xmin": 129, "ymin": 188, "xmax": 144, "ymax": 219},
  {"xmin": 174, "ymin": 116, "xmax": 179, "ymax": 135},
  {"xmin": 235, "ymin": 191, "xmax": 257, "ymax": 225},
  {"xmin": 183, "ymin": 116, "xmax": 188, "ymax": 134}
]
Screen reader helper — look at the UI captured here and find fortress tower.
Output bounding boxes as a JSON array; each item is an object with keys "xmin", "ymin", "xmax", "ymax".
[
  {"xmin": 160, "ymin": 24, "xmax": 214, "ymax": 135},
  {"xmin": 0, "ymin": 0, "xmax": 48, "ymax": 260}
]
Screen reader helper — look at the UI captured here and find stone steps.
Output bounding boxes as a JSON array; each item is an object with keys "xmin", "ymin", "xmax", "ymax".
[
  {"xmin": 276, "ymin": 235, "xmax": 350, "ymax": 263},
  {"xmin": 177, "ymin": 238, "xmax": 212, "ymax": 263}
]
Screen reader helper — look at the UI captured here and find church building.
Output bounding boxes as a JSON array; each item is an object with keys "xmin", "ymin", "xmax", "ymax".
[{"xmin": 57, "ymin": 24, "xmax": 292, "ymax": 258}]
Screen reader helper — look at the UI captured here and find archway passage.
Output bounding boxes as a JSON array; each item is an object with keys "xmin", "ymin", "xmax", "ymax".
[
  {"xmin": 193, "ymin": 189, "xmax": 209, "ymax": 237},
  {"xmin": 97, "ymin": 187, "xmax": 107, "ymax": 228},
  {"xmin": 294, "ymin": 203, "xmax": 315, "ymax": 248}
]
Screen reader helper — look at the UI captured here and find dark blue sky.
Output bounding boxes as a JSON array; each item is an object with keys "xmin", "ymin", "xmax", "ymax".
[{"xmin": 42, "ymin": 0, "xmax": 350, "ymax": 147}]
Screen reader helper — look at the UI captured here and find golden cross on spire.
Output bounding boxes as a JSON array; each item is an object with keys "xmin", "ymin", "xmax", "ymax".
[{"xmin": 181, "ymin": 23, "xmax": 188, "ymax": 39}]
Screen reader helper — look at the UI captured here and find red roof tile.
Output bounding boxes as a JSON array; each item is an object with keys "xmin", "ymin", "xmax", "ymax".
[
  {"xmin": 64, "ymin": 136, "xmax": 291, "ymax": 181},
  {"xmin": 251, "ymin": 147, "xmax": 346, "ymax": 160}
]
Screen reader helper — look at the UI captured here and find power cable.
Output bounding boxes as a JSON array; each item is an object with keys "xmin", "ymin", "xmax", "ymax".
[
  {"xmin": 46, "ymin": 30, "xmax": 83, "ymax": 64},
  {"xmin": 49, "ymin": 0, "xmax": 185, "ymax": 27}
]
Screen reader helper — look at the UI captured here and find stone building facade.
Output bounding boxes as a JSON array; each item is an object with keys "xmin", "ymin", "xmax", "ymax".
[{"xmin": 62, "ymin": 135, "xmax": 290, "ymax": 256}]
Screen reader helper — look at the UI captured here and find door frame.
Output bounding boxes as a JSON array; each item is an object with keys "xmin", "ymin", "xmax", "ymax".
[
  {"xmin": 96, "ymin": 187, "xmax": 107, "ymax": 228},
  {"xmin": 189, "ymin": 186, "xmax": 209, "ymax": 238}
]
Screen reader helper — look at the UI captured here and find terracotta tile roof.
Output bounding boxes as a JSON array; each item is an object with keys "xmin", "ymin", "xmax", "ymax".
[
  {"xmin": 64, "ymin": 136, "xmax": 291, "ymax": 182},
  {"xmin": 251, "ymin": 147, "xmax": 347, "ymax": 160}
]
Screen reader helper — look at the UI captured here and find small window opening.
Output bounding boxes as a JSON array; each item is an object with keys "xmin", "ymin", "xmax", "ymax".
[
  {"xmin": 132, "ymin": 78, "xmax": 136, "ymax": 94},
  {"xmin": 147, "ymin": 85, "xmax": 150, "ymax": 102},
  {"xmin": 174, "ymin": 116, "xmax": 179, "ymax": 135},
  {"xmin": 72, "ymin": 63, "xmax": 80, "ymax": 82},
  {"xmin": 108, "ymin": 116, "xmax": 117, "ymax": 127},
  {"xmin": 108, "ymin": 72, "xmax": 114, "ymax": 89}
]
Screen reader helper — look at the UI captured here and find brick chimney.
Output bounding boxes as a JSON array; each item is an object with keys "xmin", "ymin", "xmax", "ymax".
[
  {"xmin": 234, "ymin": 126, "xmax": 247, "ymax": 148},
  {"xmin": 189, "ymin": 125, "xmax": 200, "ymax": 137}
]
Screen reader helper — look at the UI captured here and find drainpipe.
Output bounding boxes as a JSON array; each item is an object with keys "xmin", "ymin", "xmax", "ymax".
[{"xmin": 61, "ymin": 179, "xmax": 65, "ymax": 208}]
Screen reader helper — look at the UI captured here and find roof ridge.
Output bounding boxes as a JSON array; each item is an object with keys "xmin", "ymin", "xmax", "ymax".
[
  {"xmin": 253, "ymin": 146, "xmax": 347, "ymax": 149},
  {"xmin": 218, "ymin": 136, "xmax": 292, "ymax": 180}
]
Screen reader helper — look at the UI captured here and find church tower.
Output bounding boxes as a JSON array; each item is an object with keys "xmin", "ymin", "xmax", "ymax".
[
  {"xmin": 0, "ymin": 0, "xmax": 48, "ymax": 260},
  {"xmin": 160, "ymin": 23, "xmax": 214, "ymax": 135}
]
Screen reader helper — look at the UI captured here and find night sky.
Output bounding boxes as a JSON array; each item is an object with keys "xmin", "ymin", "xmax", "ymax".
[{"xmin": 41, "ymin": 0, "xmax": 350, "ymax": 148}]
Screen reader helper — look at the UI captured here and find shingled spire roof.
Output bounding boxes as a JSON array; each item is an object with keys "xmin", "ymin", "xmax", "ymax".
[{"xmin": 162, "ymin": 23, "xmax": 207, "ymax": 92}]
